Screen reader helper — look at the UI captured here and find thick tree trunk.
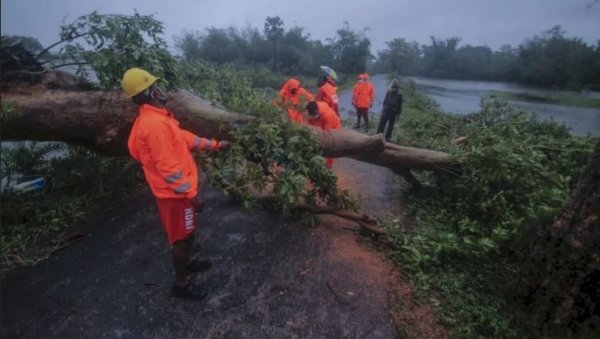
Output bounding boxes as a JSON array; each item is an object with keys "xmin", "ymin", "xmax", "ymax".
[
  {"xmin": 1, "ymin": 84, "xmax": 252, "ymax": 155},
  {"xmin": 521, "ymin": 140, "xmax": 600, "ymax": 331},
  {"xmin": 352, "ymin": 142, "xmax": 455, "ymax": 171},
  {"xmin": 1, "ymin": 70, "xmax": 454, "ymax": 173}
]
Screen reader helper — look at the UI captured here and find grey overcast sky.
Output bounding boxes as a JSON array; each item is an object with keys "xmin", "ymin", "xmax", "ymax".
[{"xmin": 1, "ymin": 0, "xmax": 599, "ymax": 53}]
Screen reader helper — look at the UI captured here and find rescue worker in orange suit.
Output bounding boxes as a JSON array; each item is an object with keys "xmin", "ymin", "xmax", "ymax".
[
  {"xmin": 306, "ymin": 101, "xmax": 341, "ymax": 168},
  {"xmin": 352, "ymin": 73, "xmax": 375, "ymax": 131},
  {"xmin": 315, "ymin": 75, "xmax": 339, "ymax": 116},
  {"xmin": 277, "ymin": 78, "xmax": 314, "ymax": 124},
  {"xmin": 122, "ymin": 68, "xmax": 231, "ymax": 300}
]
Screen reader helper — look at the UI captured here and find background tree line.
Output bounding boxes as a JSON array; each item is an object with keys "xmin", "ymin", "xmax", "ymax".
[
  {"xmin": 174, "ymin": 17, "xmax": 372, "ymax": 84},
  {"xmin": 10, "ymin": 16, "xmax": 597, "ymax": 92},
  {"xmin": 373, "ymin": 25, "xmax": 600, "ymax": 91},
  {"xmin": 175, "ymin": 19, "xmax": 599, "ymax": 91}
]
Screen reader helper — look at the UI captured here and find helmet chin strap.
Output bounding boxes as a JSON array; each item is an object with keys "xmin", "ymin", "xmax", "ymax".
[{"xmin": 150, "ymin": 85, "xmax": 168, "ymax": 106}]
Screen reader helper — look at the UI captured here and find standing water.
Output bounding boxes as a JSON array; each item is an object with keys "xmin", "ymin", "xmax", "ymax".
[{"xmin": 339, "ymin": 75, "xmax": 600, "ymax": 136}]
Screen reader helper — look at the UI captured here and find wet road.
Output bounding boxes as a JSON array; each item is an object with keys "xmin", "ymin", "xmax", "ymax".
[{"xmin": 1, "ymin": 168, "xmax": 401, "ymax": 338}]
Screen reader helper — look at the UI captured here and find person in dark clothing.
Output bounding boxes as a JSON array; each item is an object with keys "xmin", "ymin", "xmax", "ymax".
[{"xmin": 377, "ymin": 79, "xmax": 403, "ymax": 141}]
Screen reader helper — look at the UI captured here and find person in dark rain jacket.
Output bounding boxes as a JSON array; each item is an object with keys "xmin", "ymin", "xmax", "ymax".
[{"xmin": 377, "ymin": 79, "xmax": 403, "ymax": 140}]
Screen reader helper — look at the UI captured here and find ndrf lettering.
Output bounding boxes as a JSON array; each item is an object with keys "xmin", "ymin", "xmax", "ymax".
[{"xmin": 184, "ymin": 207, "xmax": 194, "ymax": 231}]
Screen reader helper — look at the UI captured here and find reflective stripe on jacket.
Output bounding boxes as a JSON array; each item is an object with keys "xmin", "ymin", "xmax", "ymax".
[
  {"xmin": 352, "ymin": 81, "xmax": 374, "ymax": 109},
  {"xmin": 127, "ymin": 104, "xmax": 219, "ymax": 199}
]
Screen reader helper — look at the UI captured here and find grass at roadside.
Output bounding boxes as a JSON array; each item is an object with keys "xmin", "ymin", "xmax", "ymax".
[{"xmin": 0, "ymin": 142, "xmax": 145, "ymax": 270}]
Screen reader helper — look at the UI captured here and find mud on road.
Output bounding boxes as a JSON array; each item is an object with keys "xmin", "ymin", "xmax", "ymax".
[{"xmin": 1, "ymin": 158, "xmax": 414, "ymax": 339}]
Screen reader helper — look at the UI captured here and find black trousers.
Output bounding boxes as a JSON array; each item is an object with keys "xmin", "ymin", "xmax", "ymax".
[
  {"xmin": 356, "ymin": 107, "xmax": 369, "ymax": 129},
  {"xmin": 377, "ymin": 110, "xmax": 398, "ymax": 140}
]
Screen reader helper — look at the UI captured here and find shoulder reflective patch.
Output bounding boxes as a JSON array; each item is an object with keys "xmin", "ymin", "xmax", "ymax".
[
  {"xmin": 193, "ymin": 136, "xmax": 201, "ymax": 150},
  {"xmin": 174, "ymin": 181, "xmax": 191, "ymax": 194},
  {"xmin": 199, "ymin": 138, "xmax": 207, "ymax": 150},
  {"xmin": 164, "ymin": 171, "xmax": 183, "ymax": 183}
]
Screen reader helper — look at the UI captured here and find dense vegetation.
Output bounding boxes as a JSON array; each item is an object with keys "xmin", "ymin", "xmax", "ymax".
[
  {"xmin": 386, "ymin": 80, "xmax": 596, "ymax": 337},
  {"xmin": 374, "ymin": 26, "xmax": 600, "ymax": 90}
]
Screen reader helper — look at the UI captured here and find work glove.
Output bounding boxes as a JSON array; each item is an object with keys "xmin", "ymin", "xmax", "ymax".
[{"xmin": 218, "ymin": 141, "xmax": 231, "ymax": 151}]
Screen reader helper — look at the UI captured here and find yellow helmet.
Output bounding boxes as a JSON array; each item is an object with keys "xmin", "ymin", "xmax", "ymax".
[{"xmin": 121, "ymin": 68, "xmax": 159, "ymax": 97}]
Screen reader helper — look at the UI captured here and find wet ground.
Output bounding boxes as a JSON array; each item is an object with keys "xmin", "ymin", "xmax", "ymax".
[{"xmin": 1, "ymin": 158, "xmax": 416, "ymax": 339}]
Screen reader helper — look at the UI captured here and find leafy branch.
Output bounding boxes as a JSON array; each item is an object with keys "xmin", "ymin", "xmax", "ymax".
[{"xmin": 38, "ymin": 11, "xmax": 177, "ymax": 89}]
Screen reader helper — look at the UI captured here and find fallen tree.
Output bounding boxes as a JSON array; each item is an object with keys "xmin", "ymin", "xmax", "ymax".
[{"xmin": 1, "ymin": 69, "xmax": 455, "ymax": 174}]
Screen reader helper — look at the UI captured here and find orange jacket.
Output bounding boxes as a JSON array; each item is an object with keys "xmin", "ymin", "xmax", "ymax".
[
  {"xmin": 128, "ymin": 104, "xmax": 221, "ymax": 199},
  {"xmin": 277, "ymin": 78, "xmax": 314, "ymax": 123},
  {"xmin": 352, "ymin": 81, "xmax": 374, "ymax": 109},
  {"xmin": 316, "ymin": 82, "xmax": 339, "ymax": 116},
  {"xmin": 307, "ymin": 101, "xmax": 341, "ymax": 130}
]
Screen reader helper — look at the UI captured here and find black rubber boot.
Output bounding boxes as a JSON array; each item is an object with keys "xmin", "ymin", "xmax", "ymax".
[
  {"xmin": 354, "ymin": 115, "xmax": 361, "ymax": 128},
  {"xmin": 187, "ymin": 259, "xmax": 212, "ymax": 273},
  {"xmin": 171, "ymin": 282, "xmax": 208, "ymax": 300}
]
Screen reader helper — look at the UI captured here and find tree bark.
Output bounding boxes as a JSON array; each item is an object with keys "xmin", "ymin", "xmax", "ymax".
[
  {"xmin": 1, "ymin": 82, "xmax": 253, "ymax": 155},
  {"xmin": 521, "ymin": 140, "xmax": 600, "ymax": 331},
  {"xmin": 1, "ymin": 69, "xmax": 454, "ymax": 172}
]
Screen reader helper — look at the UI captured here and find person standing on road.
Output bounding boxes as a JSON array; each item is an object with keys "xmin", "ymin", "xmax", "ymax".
[
  {"xmin": 377, "ymin": 79, "xmax": 403, "ymax": 141},
  {"xmin": 122, "ymin": 67, "xmax": 231, "ymax": 300},
  {"xmin": 276, "ymin": 78, "xmax": 314, "ymax": 124},
  {"xmin": 352, "ymin": 73, "xmax": 375, "ymax": 131},
  {"xmin": 306, "ymin": 101, "xmax": 341, "ymax": 168}
]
